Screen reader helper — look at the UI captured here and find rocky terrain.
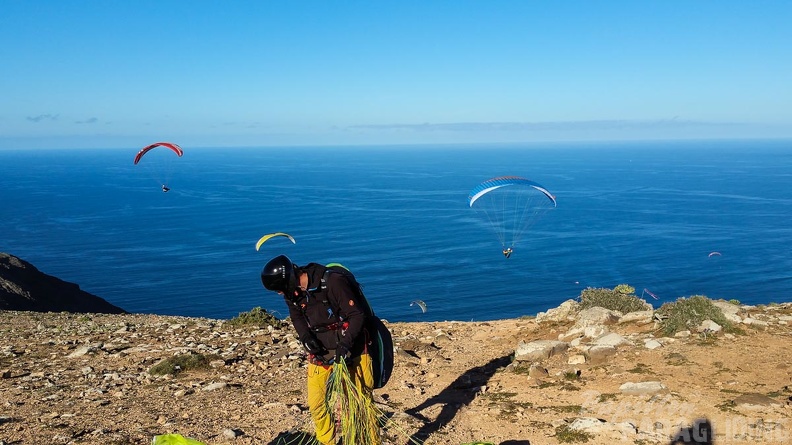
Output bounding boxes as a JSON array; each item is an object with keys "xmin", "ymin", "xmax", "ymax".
[{"xmin": 2, "ymin": 299, "xmax": 791, "ymax": 445}]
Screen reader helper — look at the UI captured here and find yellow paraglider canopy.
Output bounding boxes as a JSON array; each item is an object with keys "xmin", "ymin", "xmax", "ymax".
[{"xmin": 255, "ymin": 232, "xmax": 296, "ymax": 251}]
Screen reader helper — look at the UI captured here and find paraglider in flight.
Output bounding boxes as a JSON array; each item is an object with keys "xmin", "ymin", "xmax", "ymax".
[
  {"xmin": 133, "ymin": 142, "xmax": 184, "ymax": 165},
  {"xmin": 134, "ymin": 142, "xmax": 183, "ymax": 191},
  {"xmin": 410, "ymin": 299, "xmax": 427, "ymax": 313},
  {"xmin": 641, "ymin": 288, "xmax": 659, "ymax": 301},
  {"xmin": 255, "ymin": 232, "xmax": 296, "ymax": 251},
  {"xmin": 468, "ymin": 176, "xmax": 556, "ymax": 257},
  {"xmin": 708, "ymin": 251, "xmax": 722, "ymax": 258}
]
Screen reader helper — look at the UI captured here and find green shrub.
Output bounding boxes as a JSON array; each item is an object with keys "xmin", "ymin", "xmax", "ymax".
[
  {"xmin": 545, "ymin": 405, "xmax": 583, "ymax": 414},
  {"xmin": 149, "ymin": 353, "xmax": 219, "ymax": 376},
  {"xmin": 613, "ymin": 284, "xmax": 635, "ymax": 294},
  {"xmin": 597, "ymin": 393, "xmax": 618, "ymax": 403},
  {"xmin": 228, "ymin": 306, "xmax": 282, "ymax": 328},
  {"xmin": 656, "ymin": 295, "xmax": 741, "ymax": 336},
  {"xmin": 555, "ymin": 424, "xmax": 592, "ymax": 443},
  {"xmin": 627, "ymin": 363, "xmax": 653, "ymax": 374},
  {"xmin": 579, "ymin": 285, "xmax": 650, "ymax": 314}
]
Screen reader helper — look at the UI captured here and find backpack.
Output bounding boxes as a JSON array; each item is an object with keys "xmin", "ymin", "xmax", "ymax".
[{"xmin": 321, "ymin": 263, "xmax": 394, "ymax": 389}]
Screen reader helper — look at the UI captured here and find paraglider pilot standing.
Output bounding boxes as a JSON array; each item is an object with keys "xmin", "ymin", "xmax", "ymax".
[{"xmin": 260, "ymin": 255, "xmax": 379, "ymax": 445}]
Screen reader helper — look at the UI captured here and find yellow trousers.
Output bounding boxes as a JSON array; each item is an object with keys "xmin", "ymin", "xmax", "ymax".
[{"xmin": 307, "ymin": 353, "xmax": 379, "ymax": 445}]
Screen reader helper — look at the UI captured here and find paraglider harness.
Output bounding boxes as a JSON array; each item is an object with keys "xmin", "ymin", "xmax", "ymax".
[{"xmin": 304, "ymin": 263, "xmax": 394, "ymax": 389}]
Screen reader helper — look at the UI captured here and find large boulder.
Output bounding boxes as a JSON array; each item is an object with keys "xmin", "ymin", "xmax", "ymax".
[
  {"xmin": 0, "ymin": 253, "xmax": 125, "ymax": 314},
  {"xmin": 574, "ymin": 306, "xmax": 621, "ymax": 327},
  {"xmin": 535, "ymin": 299, "xmax": 579, "ymax": 323},
  {"xmin": 514, "ymin": 339, "xmax": 568, "ymax": 362}
]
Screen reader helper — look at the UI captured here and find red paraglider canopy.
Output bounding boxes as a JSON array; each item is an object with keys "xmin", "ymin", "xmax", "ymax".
[{"xmin": 133, "ymin": 142, "xmax": 184, "ymax": 165}]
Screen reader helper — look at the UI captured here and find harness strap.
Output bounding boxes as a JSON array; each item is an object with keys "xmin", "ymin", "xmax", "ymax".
[{"xmin": 310, "ymin": 320, "xmax": 349, "ymax": 333}]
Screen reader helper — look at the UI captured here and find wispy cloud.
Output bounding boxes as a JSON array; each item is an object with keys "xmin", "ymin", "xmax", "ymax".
[
  {"xmin": 74, "ymin": 117, "xmax": 99, "ymax": 124},
  {"xmin": 350, "ymin": 119, "xmax": 740, "ymax": 132},
  {"xmin": 26, "ymin": 114, "xmax": 59, "ymax": 123}
]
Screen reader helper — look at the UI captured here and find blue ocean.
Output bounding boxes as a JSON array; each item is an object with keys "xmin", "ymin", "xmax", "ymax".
[{"xmin": 2, "ymin": 140, "xmax": 791, "ymax": 322}]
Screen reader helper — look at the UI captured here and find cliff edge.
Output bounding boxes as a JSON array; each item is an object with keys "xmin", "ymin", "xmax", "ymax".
[{"xmin": 0, "ymin": 252, "xmax": 125, "ymax": 314}]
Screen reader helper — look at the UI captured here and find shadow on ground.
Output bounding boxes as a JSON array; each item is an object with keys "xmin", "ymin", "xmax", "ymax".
[
  {"xmin": 267, "ymin": 429, "xmax": 318, "ymax": 445},
  {"xmin": 404, "ymin": 354, "xmax": 515, "ymax": 445}
]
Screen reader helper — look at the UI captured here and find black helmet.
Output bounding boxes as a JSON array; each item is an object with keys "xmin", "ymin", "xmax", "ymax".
[{"xmin": 261, "ymin": 255, "xmax": 298, "ymax": 294}]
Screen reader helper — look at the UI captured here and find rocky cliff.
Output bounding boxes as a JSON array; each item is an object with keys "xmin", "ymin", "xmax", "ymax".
[{"xmin": 0, "ymin": 253, "xmax": 125, "ymax": 314}]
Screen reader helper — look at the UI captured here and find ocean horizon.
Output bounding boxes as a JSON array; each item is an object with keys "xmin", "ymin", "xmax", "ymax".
[{"xmin": 2, "ymin": 139, "xmax": 791, "ymax": 322}]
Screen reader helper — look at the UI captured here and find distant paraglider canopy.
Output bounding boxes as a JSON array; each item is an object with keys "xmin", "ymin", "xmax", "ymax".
[
  {"xmin": 133, "ymin": 142, "xmax": 184, "ymax": 165},
  {"xmin": 641, "ymin": 288, "xmax": 660, "ymax": 301},
  {"xmin": 133, "ymin": 142, "xmax": 184, "ymax": 191},
  {"xmin": 255, "ymin": 232, "xmax": 296, "ymax": 251},
  {"xmin": 410, "ymin": 299, "xmax": 427, "ymax": 313},
  {"xmin": 468, "ymin": 176, "xmax": 556, "ymax": 253},
  {"xmin": 708, "ymin": 251, "xmax": 722, "ymax": 258}
]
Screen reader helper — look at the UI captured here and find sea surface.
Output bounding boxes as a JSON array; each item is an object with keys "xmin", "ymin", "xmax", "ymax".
[{"xmin": 2, "ymin": 140, "xmax": 791, "ymax": 322}]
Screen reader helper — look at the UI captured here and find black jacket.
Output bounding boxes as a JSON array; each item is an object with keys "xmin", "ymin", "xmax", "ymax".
[{"xmin": 285, "ymin": 263, "xmax": 368, "ymax": 360}]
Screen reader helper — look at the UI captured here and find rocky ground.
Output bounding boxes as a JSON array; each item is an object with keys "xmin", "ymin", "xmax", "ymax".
[{"xmin": 1, "ymin": 300, "xmax": 791, "ymax": 445}]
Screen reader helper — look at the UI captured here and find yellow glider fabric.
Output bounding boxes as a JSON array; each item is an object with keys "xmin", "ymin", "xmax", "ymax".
[
  {"xmin": 255, "ymin": 232, "xmax": 296, "ymax": 251},
  {"xmin": 152, "ymin": 433, "xmax": 207, "ymax": 445}
]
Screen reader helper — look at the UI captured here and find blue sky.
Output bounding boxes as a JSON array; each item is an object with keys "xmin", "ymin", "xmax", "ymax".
[{"xmin": 1, "ymin": 1, "xmax": 791, "ymax": 149}]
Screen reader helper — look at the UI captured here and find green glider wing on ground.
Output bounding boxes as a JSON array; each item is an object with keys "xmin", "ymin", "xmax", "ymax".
[{"xmin": 152, "ymin": 433, "xmax": 207, "ymax": 445}]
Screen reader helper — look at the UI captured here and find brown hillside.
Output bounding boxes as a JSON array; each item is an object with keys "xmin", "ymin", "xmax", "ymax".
[{"xmin": 1, "ymin": 302, "xmax": 790, "ymax": 445}]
